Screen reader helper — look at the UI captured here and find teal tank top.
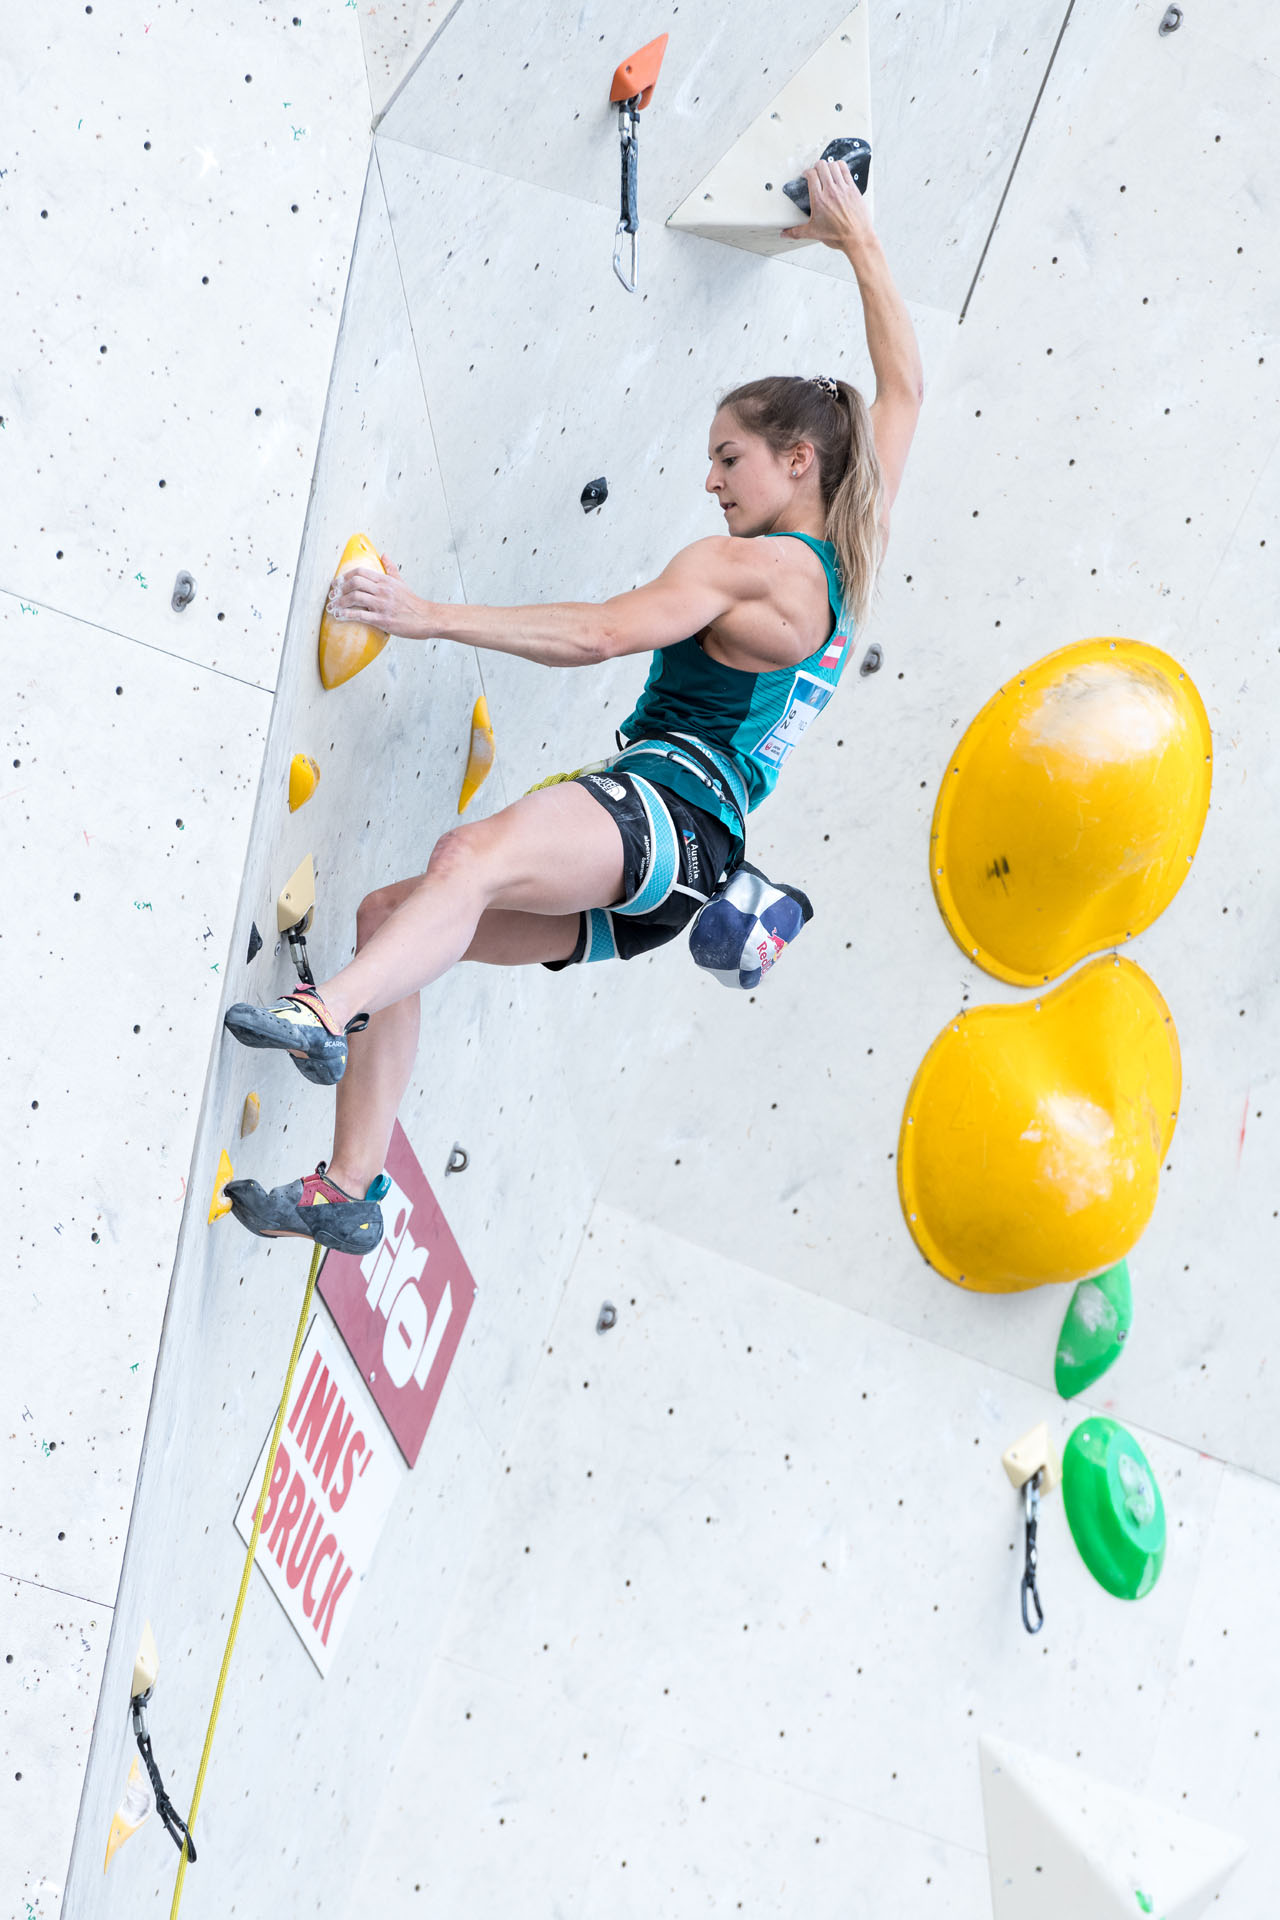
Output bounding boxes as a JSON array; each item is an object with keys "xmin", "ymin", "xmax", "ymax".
[{"xmin": 617, "ymin": 533, "xmax": 853, "ymax": 837}]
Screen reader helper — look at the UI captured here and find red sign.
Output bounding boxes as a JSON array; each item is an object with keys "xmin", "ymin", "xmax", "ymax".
[{"xmin": 319, "ymin": 1120, "xmax": 475, "ymax": 1467}]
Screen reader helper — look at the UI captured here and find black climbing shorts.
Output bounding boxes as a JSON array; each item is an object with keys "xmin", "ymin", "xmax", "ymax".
[{"xmin": 544, "ymin": 768, "xmax": 736, "ymax": 968}]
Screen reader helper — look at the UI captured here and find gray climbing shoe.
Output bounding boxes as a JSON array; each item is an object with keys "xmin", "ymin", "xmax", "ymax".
[
  {"xmin": 224, "ymin": 1162, "xmax": 385, "ymax": 1253},
  {"xmin": 223, "ymin": 983, "xmax": 369, "ymax": 1087}
]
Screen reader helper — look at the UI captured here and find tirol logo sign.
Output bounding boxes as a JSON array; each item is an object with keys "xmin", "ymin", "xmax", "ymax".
[{"xmin": 318, "ymin": 1120, "xmax": 476, "ymax": 1468}]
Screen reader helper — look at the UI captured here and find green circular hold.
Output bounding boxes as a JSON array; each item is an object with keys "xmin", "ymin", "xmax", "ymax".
[{"xmin": 1062, "ymin": 1416, "xmax": 1166, "ymax": 1600}]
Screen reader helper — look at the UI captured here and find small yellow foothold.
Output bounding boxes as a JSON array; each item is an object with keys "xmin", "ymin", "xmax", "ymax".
[
  {"xmin": 288, "ymin": 753, "xmax": 320, "ymax": 812},
  {"xmin": 241, "ymin": 1091, "xmax": 260, "ymax": 1137},
  {"xmin": 318, "ymin": 534, "xmax": 389, "ymax": 690},
  {"xmin": 209, "ymin": 1148, "xmax": 235, "ymax": 1223},
  {"xmin": 104, "ymin": 1754, "xmax": 154, "ymax": 1871},
  {"xmin": 458, "ymin": 694, "xmax": 496, "ymax": 814}
]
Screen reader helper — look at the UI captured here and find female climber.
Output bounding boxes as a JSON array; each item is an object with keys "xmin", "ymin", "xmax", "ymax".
[{"xmin": 222, "ymin": 157, "xmax": 923, "ymax": 1252}]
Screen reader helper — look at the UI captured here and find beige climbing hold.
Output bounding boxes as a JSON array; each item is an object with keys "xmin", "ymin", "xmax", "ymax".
[
  {"xmin": 241, "ymin": 1091, "xmax": 260, "ymax": 1138},
  {"xmin": 104, "ymin": 1754, "xmax": 154, "ymax": 1871},
  {"xmin": 131, "ymin": 1620, "xmax": 159, "ymax": 1700},
  {"xmin": 457, "ymin": 695, "xmax": 496, "ymax": 813},
  {"xmin": 288, "ymin": 753, "xmax": 320, "ymax": 812},
  {"xmin": 208, "ymin": 1148, "xmax": 235, "ymax": 1223},
  {"xmin": 318, "ymin": 533, "xmax": 389, "ymax": 690},
  {"xmin": 1002, "ymin": 1421, "xmax": 1062, "ymax": 1494},
  {"xmin": 277, "ymin": 853, "xmax": 316, "ymax": 935}
]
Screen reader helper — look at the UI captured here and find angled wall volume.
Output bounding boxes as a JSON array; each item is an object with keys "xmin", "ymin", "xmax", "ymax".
[
  {"xmin": 667, "ymin": 4, "xmax": 872, "ymax": 257},
  {"xmin": 979, "ymin": 1735, "xmax": 1246, "ymax": 1919}
]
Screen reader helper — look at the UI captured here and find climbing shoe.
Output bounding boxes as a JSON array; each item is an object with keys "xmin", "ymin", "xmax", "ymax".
[
  {"xmin": 223, "ymin": 983, "xmax": 369, "ymax": 1087},
  {"xmin": 224, "ymin": 1162, "xmax": 385, "ymax": 1253}
]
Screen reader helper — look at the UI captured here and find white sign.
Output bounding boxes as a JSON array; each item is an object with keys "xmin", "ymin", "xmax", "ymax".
[{"xmin": 234, "ymin": 1314, "xmax": 403, "ymax": 1675}]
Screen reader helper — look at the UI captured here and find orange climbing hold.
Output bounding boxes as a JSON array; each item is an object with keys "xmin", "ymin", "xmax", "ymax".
[
  {"xmin": 457, "ymin": 695, "xmax": 496, "ymax": 813},
  {"xmin": 610, "ymin": 34, "xmax": 668, "ymax": 108},
  {"xmin": 317, "ymin": 534, "xmax": 389, "ymax": 690},
  {"xmin": 288, "ymin": 753, "xmax": 320, "ymax": 812}
]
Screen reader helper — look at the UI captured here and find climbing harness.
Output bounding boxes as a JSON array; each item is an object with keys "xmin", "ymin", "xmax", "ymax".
[
  {"xmin": 1021, "ymin": 1471, "xmax": 1045, "ymax": 1634},
  {"xmin": 169, "ymin": 1242, "xmax": 327, "ymax": 1916},
  {"xmin": 609, "ymin": 36, "xmax": 668, "ymax": 292}
]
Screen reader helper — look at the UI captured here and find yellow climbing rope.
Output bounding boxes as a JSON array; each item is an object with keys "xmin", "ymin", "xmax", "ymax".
[{"xmin": 169, "ymin": 1242, "xmax": 325, "ymax": 1917}]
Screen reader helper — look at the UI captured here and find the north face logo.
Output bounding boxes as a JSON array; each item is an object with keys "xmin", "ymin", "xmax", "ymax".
[{"xmin": 588, "ymin": 775, "xmax": 627, "ymax": 802}]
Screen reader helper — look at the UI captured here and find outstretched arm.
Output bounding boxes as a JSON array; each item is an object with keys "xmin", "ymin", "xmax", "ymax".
[
  {"xmin": 328, "ymin": 537, "xmax": 759, "ymax": 669},
  {"xmin": 783, "ymin": 158, "xmax": 923, "ymax": 524}
]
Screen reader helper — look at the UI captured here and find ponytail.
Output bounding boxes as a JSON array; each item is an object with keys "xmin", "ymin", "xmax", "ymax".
[
  {"xmin": 825, "ymin": 381, "xmax": 884, "ymax": 632},
  {"xmin": 717, "ymin": 374, "xmax": 885, "ymax": 630}
]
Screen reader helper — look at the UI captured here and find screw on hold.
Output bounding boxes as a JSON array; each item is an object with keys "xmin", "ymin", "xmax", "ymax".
[
  {"xmin": 859, "ymin": 644, "xmax": 883, "ymax": 676},
  {"xmin": 445, "ymin": 1144, "xmax": 469, "ymax": 1176},
  {"xmin": 782, "ymin": 137, "xmax": 872, "ymax": 215},
  {"xmin": 1021, "ymin": 1470, "xmax": 1045, "ymax": 1634},
  {"xmin": 246, "ymin": 921, "xmax": 263, "ymax": 964},
  {"xmin": 581, "ymin": 477, "xmax": 609, "ymax": 513},
  {"xmin": 1158, "ymin": 5, "xmax": 1182, "ymax": 31},
  {"xmin": 596, "ymin": 1301, "xmax": 618, "ymax": 1333},
  {"xmin": 171, "ymin": 570, "xmax": 196, "ymax": 611}
]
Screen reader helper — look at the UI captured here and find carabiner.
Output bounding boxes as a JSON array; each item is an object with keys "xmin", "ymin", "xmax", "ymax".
[
  {"xmin": 614, "ymin": 93, "xmax": 641, "ymax": 293},
  {"xmin": 613, "ymin": 221, "xmax": 639, "ymax": 293},
  {"xmin": 1020, "ymin": 1471, "xmax": 1045, "ymax": 1634}
]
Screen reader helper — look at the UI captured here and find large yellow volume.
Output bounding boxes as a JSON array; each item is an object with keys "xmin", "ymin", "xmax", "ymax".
[
  {"xmin": 457, "ymin": 695, "xmax": 496, "ymax": 813},
  {"xmin": 898, "ymin": 955, "xmax": 1180, "ymax": 1293},
  {"xmin": 930, "ymin": 639, "xmax": 1212, "ymax": 984},
  {"xmin": 317, "ymin": 534, "xmax": 389, "ymax": 690}
]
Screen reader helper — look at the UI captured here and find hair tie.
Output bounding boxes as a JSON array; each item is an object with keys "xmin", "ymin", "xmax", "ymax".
[{"xmin": 809, "ymin": 374, "xmax": 839, "ymax": 399}]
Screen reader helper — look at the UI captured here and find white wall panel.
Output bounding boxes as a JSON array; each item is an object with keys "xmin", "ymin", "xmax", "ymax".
[
  {"xmin": 1, "ymin": 1579, "xmax": 104, "ymax": 1920},
  {"xmin": 351, "ymin": 1204, "xmax": 1233, "ymax": 1912},
  {"xmin": 1, "ymin": 3, "xmax": 369, "ymax": 685},
  {"xmin": 3, "ymin": 593, "xmax": 264, "ymax": 1610}
]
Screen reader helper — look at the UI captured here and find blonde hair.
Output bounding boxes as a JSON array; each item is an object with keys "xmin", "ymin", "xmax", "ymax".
[{"xmin": 717, "ymin": 375, "xmax": 884, "ymax": 630}]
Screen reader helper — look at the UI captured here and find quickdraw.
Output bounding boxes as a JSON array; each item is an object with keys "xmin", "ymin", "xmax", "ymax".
[{"xmin": 609, "ymin": 36, "xmax": 668, "ymax": 292}]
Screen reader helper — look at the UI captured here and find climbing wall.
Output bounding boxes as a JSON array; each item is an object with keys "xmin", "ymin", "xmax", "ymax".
[{"xmin": 6, "ymin": 1, "xmax": 1279, "ymax": 1916}]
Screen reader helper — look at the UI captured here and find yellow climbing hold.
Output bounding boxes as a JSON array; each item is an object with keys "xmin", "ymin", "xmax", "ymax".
[
  {"xmin": 240, "ymin": 1091, "xmax": 260, "ymax": 1138},
  {"xmin": 898, "ymin": 955, "xmax": 1181, "ymax": 1293},
  {"xmin": 288, "ymin": 753, "xmax": 320, "ymax": 812},
  {"xmin": 104, "ymin": 1754, "xmax": 154, "ymax": 1870},
  {"xmin": 317, "ymin": 533, "xmax": 389, "ymax": 690},
  {"xmin": 930, "ymin": 638, "xmax": 1212, "ymax": 985},
  {"xmin": 457, "ymin": 694, "xmax": 496, "ymax": 813},
  {"xmin": 208, "ymin": 1149, "xmax": 235, "ymax": 1223}
]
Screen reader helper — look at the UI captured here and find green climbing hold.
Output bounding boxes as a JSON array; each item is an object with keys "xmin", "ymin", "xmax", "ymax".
[
  {"xmin": 1135, "ymin": 1894, "xmax": 1154, "ymax": 1914},
  {"xmin": 1062, "ymin": 1416, "xmax": 1166, "ymax": 1600},
  {"xmin": 1055, "ymin": 1258, "xmax": 1133, "ymax": 1399}
]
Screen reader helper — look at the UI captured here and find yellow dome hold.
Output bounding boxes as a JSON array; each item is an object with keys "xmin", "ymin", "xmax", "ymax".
[
  {"xmin": 898, "ymin": 956, "xmax": 1180, "ymax": 1293},
  {"xmin": 457, "ymin": 694, "xmax": 496, "ymax": 814},
  {"xmin": 930, "ymin": 639, "xmax": 1212, "ymax": 984},
  {"xmin": 288, "ymin": 753, "xmax": 320, "ymax": 812},
  {"xmin": 318, "ymin": 533, "xmax": 389, "ymax": 690}
]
